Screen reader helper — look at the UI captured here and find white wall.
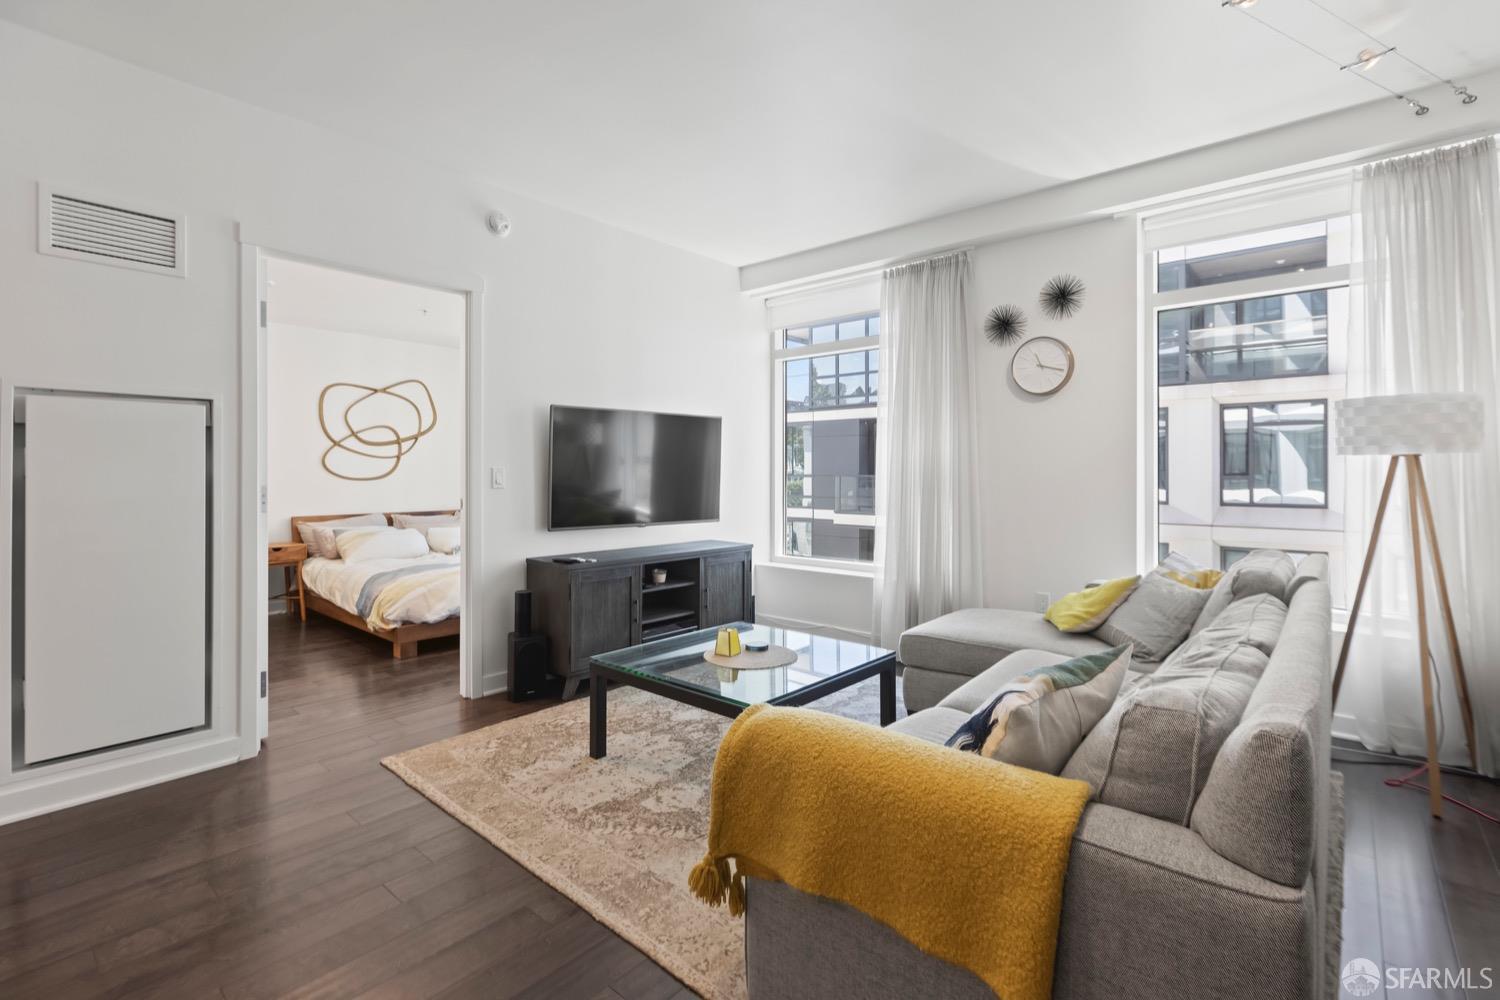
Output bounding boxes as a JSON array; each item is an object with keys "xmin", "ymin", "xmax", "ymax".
[
  {"xmin": 0, "ymin": 21, "xmax": 765, "ymax": 822},
  {"xmin": 266, "ymin": 323, "xmax": 463, "ymax": 543},
  {"xmin": 970, "ymin": 218, "xmax": 1139, "ymax": 609},
  {"xmin": 755, "ymin": 216, "xmax": 1139, "ymax": 634}
]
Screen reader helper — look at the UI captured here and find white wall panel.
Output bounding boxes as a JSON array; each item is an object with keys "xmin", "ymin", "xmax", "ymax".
[{"xmin": 22, "ymin": 392, "xmax": 208, "ymax": 763}]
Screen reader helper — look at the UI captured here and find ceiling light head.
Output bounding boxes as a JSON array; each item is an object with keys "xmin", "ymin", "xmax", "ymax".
[
  {"xmin": 1408, "ymin": 99, "xmax": 1430, "ymax": 116},
  {"xmin": 1223, "ymin": 0, "xmax": 1259, "ymax": 7},
  {"xmin": 1454, "ymin": 85, "xmax": 1478, "ymax": 105},
  {"xmin": 1355, "ymin": 47, "xmax": 1388, "ymax": 71}
]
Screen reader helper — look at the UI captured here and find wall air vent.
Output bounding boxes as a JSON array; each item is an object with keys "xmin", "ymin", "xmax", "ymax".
[{"xmin": 37, "ymin": 183, "xmax": 186, "ymax": 277}]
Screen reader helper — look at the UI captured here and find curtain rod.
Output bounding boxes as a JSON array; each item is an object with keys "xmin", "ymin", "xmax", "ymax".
[{"xmin": 762, "ymin": 245, "xmax": 975, "ymax": 304}]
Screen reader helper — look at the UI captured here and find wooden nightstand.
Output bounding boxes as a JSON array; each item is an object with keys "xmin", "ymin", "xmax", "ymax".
[{"xmin": 268, "ymin": 542, "xmax": 309, "ymax": 622}]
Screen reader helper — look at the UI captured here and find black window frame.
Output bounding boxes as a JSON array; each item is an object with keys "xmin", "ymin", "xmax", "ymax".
[{"xmin": 1218, "ymin": 398, "xmax": 1330, "ymax": 510}]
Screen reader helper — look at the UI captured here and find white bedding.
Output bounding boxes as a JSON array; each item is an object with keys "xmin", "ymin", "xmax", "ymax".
[{"xmin": 302, "ymin": 553, "xmax": 461, "ymax": 630}]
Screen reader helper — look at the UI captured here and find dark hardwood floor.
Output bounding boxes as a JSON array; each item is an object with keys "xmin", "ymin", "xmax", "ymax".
[
  {"xmin": 1, "ymin": 613, "xmax": 1496, "ymax": 999},
  {"xmin": 0, "ymin": 614, "xmax": 692, "ymax": 1000}
]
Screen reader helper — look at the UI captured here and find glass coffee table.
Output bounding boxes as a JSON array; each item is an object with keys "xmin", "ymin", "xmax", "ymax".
[{"xmin": 588, "ymin": 622, "xmax": 896, "ymax": 758}]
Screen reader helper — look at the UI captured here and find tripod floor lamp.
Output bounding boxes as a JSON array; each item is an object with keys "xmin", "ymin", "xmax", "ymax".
[{"xmin": 1332, "ymin": 392, "xmax": 1484, "ymax": 820}]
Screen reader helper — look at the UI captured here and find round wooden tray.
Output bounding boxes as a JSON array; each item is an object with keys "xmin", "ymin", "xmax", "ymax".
[{"xmin": 702, "ymin": 644, "xmax": 798, "ymax": 671}]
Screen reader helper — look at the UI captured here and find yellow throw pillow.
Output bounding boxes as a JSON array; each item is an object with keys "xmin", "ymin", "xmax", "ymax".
[
  {"xmin": 1156, "ymin": 551, "xmax": 1224, "ymax": 590},
  {"xmin": 1044, "ymin": 575, "xmax": 1140, "ymax": 633},
  {"xmin": 1160, "ymin": 567, "xmax": 1224, "ymax": 590}
]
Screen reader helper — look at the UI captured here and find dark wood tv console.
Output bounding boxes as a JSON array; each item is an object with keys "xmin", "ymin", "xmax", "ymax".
[{"xmin": 525, "ymin": 540, "xmax": 753, "ymax": 698}]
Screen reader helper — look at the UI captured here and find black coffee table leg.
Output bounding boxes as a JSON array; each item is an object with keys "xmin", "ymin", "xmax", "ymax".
[
  {"xmin": 879, "ymin": 663, "xmax": 896, "ymax": 726},
  {"xmin": 589, "ymin": 671, "xmax": 607, "ymax": 759}
]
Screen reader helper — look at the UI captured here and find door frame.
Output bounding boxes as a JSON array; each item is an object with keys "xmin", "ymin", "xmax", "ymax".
[{"xmin": 237, "ymin": 233, "xmax": 488, "ymax": 747}]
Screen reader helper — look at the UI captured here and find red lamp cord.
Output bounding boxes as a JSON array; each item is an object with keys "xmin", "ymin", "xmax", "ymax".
[{"xmin": 1384, "ymin": 765, "xmax": 1500, "ymax": 824}]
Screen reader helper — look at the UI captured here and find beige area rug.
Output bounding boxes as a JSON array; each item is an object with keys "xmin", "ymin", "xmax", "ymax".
[{"xmin": 382, "ymin": 676, "xmax": 894, "ymax": 1000}]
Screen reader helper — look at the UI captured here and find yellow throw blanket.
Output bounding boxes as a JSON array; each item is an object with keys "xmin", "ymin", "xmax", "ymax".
[{"xmin": 689, "ymin": 705, "xmax": 1089, "ymax": 1000}]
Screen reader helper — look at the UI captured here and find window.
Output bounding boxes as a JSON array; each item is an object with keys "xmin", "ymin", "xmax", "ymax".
[
  {"xmin": 1150, "ymin": 205, "xmax": 1348, "ymax": 604},
  {"xmin": 1157, "ymin": 408, "xmax": 1169, "ymax": 503},
  {"xmin": 1156, "ymin": 221, "xmax": 1331, "ymax": 292},
  {"xmin": 1220, "ymin": 400, "xmax": 1327, "ymax": 507},
  {"xmin": 1158, "ymin": 288, "xmax": 1337, "ymax": 386},
  {"xmin": 779, "ymin": 313, "xmax": 879, "ymax": 564},
  {"xmin": 1220, "ymin": 547, "xmax": 1322, "ymax": 571}
]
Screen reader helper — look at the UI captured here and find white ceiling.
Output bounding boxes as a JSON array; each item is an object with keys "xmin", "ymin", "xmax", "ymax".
[
  {"xmin": 266, "ymin": 257, "xmax": 465, "ymax": 348},
  {"xmin": 5, "ymin": 0, "xmax": 1499, "ymax": 265}
]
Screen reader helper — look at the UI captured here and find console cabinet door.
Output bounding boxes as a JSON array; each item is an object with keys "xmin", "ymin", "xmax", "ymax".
[
  {"xmin": 570, "ymin": 565, "xmax": 640, "ymax": 672},
  {"xmin": 702, "ymin": 551, "xmax": 751, "ymax": 627}
]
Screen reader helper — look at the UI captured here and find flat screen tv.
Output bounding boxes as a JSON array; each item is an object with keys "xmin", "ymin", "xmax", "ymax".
[{"xmin": 548, "ymin": 405, "xmax": 722, "ymax": 530}]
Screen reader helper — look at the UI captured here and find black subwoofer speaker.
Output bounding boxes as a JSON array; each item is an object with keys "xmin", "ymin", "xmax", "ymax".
[
  {"xmin": 507, "ymin": 631, "xmax": 558, "ymax": 702},
  {"xmin": 514, "ymin": 589, "xmax": 534, "ymax": 636}
]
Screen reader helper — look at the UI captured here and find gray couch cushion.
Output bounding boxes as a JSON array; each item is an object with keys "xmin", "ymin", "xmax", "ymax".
[
  {"xmin": 1062, "ymin": 625, "xmax": 1269, "ymax": 824},
  {"xmin": 936, "ymin": 649, "xmax": 1074, "ymax": 714},
  {"xmin": 1192, "ymin": 580, "xmax": 1332, "ymax": 887},
  {"xmin": 1191, "ymin": 549, "xmax": 1297, "ymax": 635},
  {"xmin": 1190, "ymin": 592, "xmax": 1288, "ymax": 658},
  {"xmin": 897, "ymin": 608, "xmax": 1110, "ymax": 680},
  {"xmin": 887, "ymin": 706, "xmax": 971, "ymax": 746},
  {"xmin": 1094, "ymin": 572, "xmax": 1212, "ymax": 663}
]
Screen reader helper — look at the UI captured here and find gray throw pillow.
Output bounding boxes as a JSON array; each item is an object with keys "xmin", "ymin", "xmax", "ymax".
[
  {"xmin": 1190, "ymin": 549, "xmax": 1297, "ymax": 635},
  {"xmin": 1094, "ymin": 572, "xmax": 1211, "ymax": 663}
]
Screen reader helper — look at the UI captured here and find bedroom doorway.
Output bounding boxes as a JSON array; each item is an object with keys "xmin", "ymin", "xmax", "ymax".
[{"xmin": 244, "ymin": 247, "xmax": 485, "ymax": 742}]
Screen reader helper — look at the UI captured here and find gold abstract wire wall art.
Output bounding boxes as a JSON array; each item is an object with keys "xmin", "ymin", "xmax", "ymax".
[{"xmin": 318, "ymin": 379, "xmax": 437, "ymax": 481}]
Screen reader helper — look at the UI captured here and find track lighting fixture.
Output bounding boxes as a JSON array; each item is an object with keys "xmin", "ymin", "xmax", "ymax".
[{"xmin": 1223, "ymin": 0, "xmax": 1477, "ymax": 116}]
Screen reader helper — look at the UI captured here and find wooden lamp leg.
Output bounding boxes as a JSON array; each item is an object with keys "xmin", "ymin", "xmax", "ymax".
[
  {"xmin": 1410, "ymin": 456, "xmax": 1479, "ymax": 772},
  {"xmin": 1333, "ymin": 455, "xmax": 1401, "ymax": 706},
  {"xmin": 1405, "ymin": 456, "xmax": 1443, "ymax": 818}
]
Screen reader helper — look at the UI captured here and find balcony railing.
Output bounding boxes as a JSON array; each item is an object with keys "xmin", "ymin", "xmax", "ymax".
[
  {"xmin": 784, "ymin": 474, "xmax": 876, "ymax": 515},
  {"xmin": 1160, "ymin": 316, "xmax": 1329, "ymax": 386}
]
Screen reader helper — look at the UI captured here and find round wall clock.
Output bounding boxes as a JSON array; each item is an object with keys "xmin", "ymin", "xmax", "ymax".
[{"xmin": 1011, "ymin": 336, "xmax": 1075, "ymax": 396}]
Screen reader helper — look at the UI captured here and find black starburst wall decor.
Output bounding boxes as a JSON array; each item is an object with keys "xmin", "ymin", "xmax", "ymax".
[
  {"xmin": 1039, "ymin": 274, "xmax": 1085, "ymax": 319},
  {"xmin": 984, "ymin": 304, "xmax": 1027, "ymax": 346}
]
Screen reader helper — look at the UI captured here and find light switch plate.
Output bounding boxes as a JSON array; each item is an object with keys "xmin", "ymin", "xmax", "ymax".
[
  {"xmin": 1035, "ymin": 592, "xmax": 1051, "ymax": 612},
  {"xmin": 490, "ymin": 466, "xmax": 505, "ymax": 489}
]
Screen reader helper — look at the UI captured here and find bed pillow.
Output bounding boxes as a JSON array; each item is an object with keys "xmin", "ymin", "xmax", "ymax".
[
  {"xmin": 297, "ymin": 513, "xmax": 386, "ymax": 559},
  {"xmin": 391, "ymin": 513, "xmax": 458, "ymax": 531},
  {"xmin": 427, "ymin": 525, "xmax": 461, "ymax": 554},
  {"xmin": 335, "ymin": 527, "xmax": 429, "ymax": 563},
  {"xmin": 1094, "ymin": 571, "xmax": 1211, "ymax": 664},
  {"xmin": 946, "ymin": 643, "xmax": 1132, "ymax": 774}
]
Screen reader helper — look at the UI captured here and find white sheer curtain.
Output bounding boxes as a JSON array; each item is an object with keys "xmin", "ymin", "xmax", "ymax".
[
  {"xmin": 872, "ymin": 251, "xmax": 983, "ymax": 648},
  {"xmin": 1346, "ymin": 136, "xmax": 1500, "ymax": 775}
]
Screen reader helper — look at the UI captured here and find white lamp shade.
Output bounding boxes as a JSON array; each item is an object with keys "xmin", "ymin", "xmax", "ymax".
[{"xmin": 1335, "ymin": 393, "xmax": 1485, "ymax": 456}]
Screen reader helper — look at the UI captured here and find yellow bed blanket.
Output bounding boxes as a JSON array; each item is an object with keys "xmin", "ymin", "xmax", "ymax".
[{"xmin": 689, "ymin": 704, "xmax": 1089, "ymax": 1000}]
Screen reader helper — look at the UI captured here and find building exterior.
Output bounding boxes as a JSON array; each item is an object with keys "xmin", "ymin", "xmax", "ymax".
[{"xmin": 1154, "ymin": 217, "xmax": 1350, "ymax": 603}]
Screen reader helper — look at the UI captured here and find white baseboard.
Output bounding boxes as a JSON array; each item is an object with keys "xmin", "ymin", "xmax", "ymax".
[
  {"xmin": 479, "ymin": 673, "xmax": 508, "ymax": 698},
  {"xmin": 756, "ymin": 614, "xmax": 874, "ymax": 645},
  {"xmin": 0, "ymin": 734, "xmax": 243, "ymax": 826}
]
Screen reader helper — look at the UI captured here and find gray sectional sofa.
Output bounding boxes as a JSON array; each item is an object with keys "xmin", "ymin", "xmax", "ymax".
[{"xmin": 744, "ymin": 553, "xmax": 1343, "ymax": 1000}]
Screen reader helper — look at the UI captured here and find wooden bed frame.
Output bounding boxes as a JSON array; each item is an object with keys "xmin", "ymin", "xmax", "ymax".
[{"xmin": 289, "ymin": 510, "xmax": 461, "ymax": 660}]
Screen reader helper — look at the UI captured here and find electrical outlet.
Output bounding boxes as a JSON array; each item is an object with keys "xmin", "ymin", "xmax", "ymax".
[
  {"xmin": 490, "ymin": 466, "xmax": 505, "ymax": 489},
  {"xmin": 1035, "ymin": 592, "xmax": 1051, "ymax": 612}
]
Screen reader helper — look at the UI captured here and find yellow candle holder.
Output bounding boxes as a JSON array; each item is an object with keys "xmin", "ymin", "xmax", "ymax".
[{"xmin": 714, "ymin": 627, "xmax": 742, "ymax": 657}]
